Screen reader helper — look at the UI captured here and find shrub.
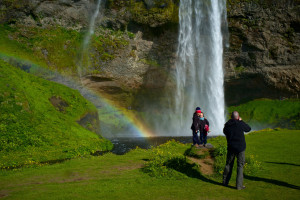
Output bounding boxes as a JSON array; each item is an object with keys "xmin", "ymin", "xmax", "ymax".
[
  {"xmin": 213, "ymin": 145, "xmax": 262, "ymax": 175},
  {"xmin": 244, "ymin": 154, "xmax": 262, "ymax": 175},
  {"xmin": 143, "ymin": 140, "xmax": 187, "ymax": 179}
]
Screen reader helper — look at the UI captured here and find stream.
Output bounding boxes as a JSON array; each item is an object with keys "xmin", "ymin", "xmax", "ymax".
[{"xmin": 110, "ymin": 136, "xmax": 216, "ymax": 155}]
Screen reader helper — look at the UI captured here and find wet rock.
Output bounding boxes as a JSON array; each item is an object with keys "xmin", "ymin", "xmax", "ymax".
[{"xmin": 77, "ymin": 111, "xmax": 101, "ymax": 135}]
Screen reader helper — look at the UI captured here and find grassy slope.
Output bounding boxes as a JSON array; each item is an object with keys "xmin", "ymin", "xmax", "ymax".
[
  {"xmin": 0, "ymin": 129, "xmax": 299, "ymax": 199},
  {"xmin": 228, "ymin": 99, "xmax": 300, "ymax": 129},
  {"xmin": 0, "ymin": 24, "xmax": 130, "ymax": 75},
  {"xmin": 0, "ymin": 59, "xmax": 112, "ymax": 169},
  {"xmin": 0, "ymin": 24, "xmax": 138, "ymax": 128}
]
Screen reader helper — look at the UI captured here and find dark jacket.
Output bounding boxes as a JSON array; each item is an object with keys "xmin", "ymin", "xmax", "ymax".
[
  {"xmin": 199, "ymin": 118, "xmax": 209, "ymax": 135},
  {"xmin": 223, "ymin": 119, "xmax": 251, "ymax": 153},
  {"xmin": 191, "ymin": 113, "xmax": 200, "ymax": 132}
]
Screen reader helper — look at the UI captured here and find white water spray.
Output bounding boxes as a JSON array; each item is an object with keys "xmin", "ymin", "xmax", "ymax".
[
  {"xmin": 78, "ymin": 0, "xmax": 102, "ymax": 77},
  {"xmin": 174, "ymin": 0, "xmax": 228, "ymax": 135}
]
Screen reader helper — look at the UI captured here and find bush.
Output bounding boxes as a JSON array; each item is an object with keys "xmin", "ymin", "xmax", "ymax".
[
  {"xmin": 244, "ymin": 155, "xmax": 262, "ymax": 175},
  {"xmin": 213, "ymin": 145, "xmax": 228, "ymax": 174},
  {"xmin": 213, "ymin": 145, "xmax": 262, "ymax": 175},
  {"xmin": 143, "ymin": 140, "xmax": 188, "ymax": 179}
]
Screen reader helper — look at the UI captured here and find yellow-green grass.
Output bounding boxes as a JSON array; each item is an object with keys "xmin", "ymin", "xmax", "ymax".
[
  {"xmin": 0, "ymin": 129, "xmax": 299, "ymax": 199},
  {"xmin": 0, "ymin": 59, "xmax": 112, "ymax": 169}
]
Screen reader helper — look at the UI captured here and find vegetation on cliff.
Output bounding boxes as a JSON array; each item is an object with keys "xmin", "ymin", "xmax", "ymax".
[
  {"xmin": 0, "ymin": 59, "xmax": 112, "ymax": 169},
  {"xmin": 0, "ymin": 24, "xmax": 130, "ymax": 76},
  {"xmin": 107, "ymin": 0, "xmax": 179, "ymax": 27}
]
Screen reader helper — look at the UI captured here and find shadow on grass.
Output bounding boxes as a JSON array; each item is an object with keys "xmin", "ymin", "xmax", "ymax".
[
  {"xmin": 244, "ymin": 175, "xmax": 300, "ymax": 190},
  {"xmin": 265, "ymin": 161, "xmax": 300, "ymax": 167},
  {"xmin": 166, "ymin": 157, "xmax": 235, "ymax": 190}
]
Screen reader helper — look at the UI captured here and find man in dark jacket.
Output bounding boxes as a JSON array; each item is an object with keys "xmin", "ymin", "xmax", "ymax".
[
  {"xmin": 198, "ymin": 112, "xmax": 209, "ymax": 146},
  {"xmin": 223, "ymin": 111, "xmax": 251, "ymax": 190},
  {"xmin": 191, "ymin": 107, "xmax": 201, "ymax": 147}
]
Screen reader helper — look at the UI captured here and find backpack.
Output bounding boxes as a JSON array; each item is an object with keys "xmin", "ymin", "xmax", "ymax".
[{"xmin": 204, "ymin": 124, "xmax": 209, "ymax": 132}]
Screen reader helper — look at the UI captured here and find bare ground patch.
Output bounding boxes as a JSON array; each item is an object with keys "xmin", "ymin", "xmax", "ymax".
[
  {"xmin": 0, "ymin": 190, "xmax": 9, "ymax": 199},
  {"xmin": 187, "ymin": 148, "xmax": 215, "ymax": 175}
]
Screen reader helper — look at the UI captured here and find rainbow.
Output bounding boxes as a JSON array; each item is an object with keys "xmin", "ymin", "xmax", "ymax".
[{"xmin": 0, "ymin": 53, "xmax": 156, "ymax": 138}]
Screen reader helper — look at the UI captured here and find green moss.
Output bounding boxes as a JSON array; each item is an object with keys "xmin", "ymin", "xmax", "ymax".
[
  {"xmin": 127, "ymin": 31, "xmax": 135, "ymax": 39},
  {"xmin": 0, "ymin": 59, "xmax": 112, "ymax": 169},
  {"xmin": 129, "ymin": 0, "xmax": 179, "ymax": 26},
  {"xmin": 234, "ymin": 65, "xmax": 245, "ymax": 73},
  {"xmin": 140, "ymin": 58, "xmax": 160, "ymax": 67},
  {"xmin": 108, "ymin": 0, "xmax": 179, "ymax": 27},
  {"xmin": 0, "ymin": 24, "xmax": 131, "ymax": 76},
  {"xmin": 0, "ymin": 24, "xmax": 82, "ymax": 74}
]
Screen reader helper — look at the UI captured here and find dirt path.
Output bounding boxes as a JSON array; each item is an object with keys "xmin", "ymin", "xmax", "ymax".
[{"xmin": 187, "ymin": 147, "xmax": 215, "ymax": 175}]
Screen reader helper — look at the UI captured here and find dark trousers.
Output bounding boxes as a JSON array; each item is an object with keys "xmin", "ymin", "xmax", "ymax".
[
  {"xmin": 200, "ymin": 132, "xmax": 207, "ymax": 144},
  {"xmin": 192, "ymin": 131, "xmax": 200, "ymax": 145},
  {"xmin": 223, "ymin": 150, "xmax": 245, "ymax": 189}
]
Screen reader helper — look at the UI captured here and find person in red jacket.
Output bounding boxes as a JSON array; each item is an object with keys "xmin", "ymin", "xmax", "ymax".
[
  {"xmin": 191, "ymin": 107, "xmax": 201, "ymax": 147},
  {"xmin": 222, "ymin": 111, "xmax": 251, "ymax": 190}
]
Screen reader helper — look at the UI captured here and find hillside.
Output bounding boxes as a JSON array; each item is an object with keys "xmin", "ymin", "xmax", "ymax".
[
  {"xmin": 0, "ymin": 59, "xmax": 113, "ymax": 169},
  {"xmin": 227, "ymin": 98, "xmax": 300, "ymax": 129}
]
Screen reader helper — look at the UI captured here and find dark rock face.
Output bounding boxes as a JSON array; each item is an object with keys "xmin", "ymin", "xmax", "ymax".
[
  {"xmin": 0, "ymin": 0, "xmax": 93, "ymax": 29},
  {"xmin": 101, "ymin": 0, "xmax": 300, "ymax": 105},
  {"xmin": 224, "ymin": 1, "xmax": 300, "ymax": 104}
]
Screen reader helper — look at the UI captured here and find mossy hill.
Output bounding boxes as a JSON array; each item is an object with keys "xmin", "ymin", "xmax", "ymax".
[
  {"xmin": 0, "ymin": 59, "xmax": 113, "ymax": 169},
  {"xmin": 228, "ymin": 99, "xmax": 300, "ymax": 129}
]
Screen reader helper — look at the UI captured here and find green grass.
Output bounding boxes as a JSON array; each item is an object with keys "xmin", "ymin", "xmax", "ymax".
[
  {"xmin": 0, "ymin": 129, "xmax": 299, "ymax": 199},
  {"xmin": 0, "ymin": 59, "xmax": 112, "ymax": 169},
  {"xmin": 228, "ymin": 99, "xmax": 300, "ymax": 129}
]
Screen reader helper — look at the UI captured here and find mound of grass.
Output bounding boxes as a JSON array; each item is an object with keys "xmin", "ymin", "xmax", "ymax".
[
  {"xmin": 0, "ymin": 59, "xmax": 112, "ymax": 169},
  {"xmin": 142, "ymin": 140, "xmax": 188, "ymax": 178},
  {"xmin": 228, "ymin": 99, "xmax": 300, "ymax": 129}
]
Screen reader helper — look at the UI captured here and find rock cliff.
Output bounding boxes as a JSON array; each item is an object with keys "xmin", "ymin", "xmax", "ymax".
[{"xmin": 1, "ymin": 0, "xmax": 299, "ymax": 106}]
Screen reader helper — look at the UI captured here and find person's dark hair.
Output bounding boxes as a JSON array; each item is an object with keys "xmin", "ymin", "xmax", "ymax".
[{"xmin": 231, "ymin": 111, "xmax": 239, "ymax": 120}]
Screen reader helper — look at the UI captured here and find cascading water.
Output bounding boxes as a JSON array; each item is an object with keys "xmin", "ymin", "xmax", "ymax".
[
  {"xmin": 174, "ymin": 0, "xmax": 228, "ymax": 135},
  {"xmin": 77, "ymin": 0, "xmax": 102, "ymax": 78}
]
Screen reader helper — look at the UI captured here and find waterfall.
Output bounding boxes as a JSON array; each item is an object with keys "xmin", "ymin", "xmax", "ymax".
[
  {"xmin": 174, "ymin": 0, "xmax": 228, "ymax": 135},
  {"xmin": 77, "ymin": 0, "xmax": 102, "ymax": 78}
]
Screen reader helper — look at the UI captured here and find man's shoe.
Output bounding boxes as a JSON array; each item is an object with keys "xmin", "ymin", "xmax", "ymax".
[{"xmin": 237, "ymin": 186, "xmax": 246, "ymax": 190}]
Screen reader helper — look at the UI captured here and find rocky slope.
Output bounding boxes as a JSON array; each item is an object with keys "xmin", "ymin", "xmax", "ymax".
[{"xmin": 1, "ymin": 0, "xmax": 299, "ymax": 106}]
